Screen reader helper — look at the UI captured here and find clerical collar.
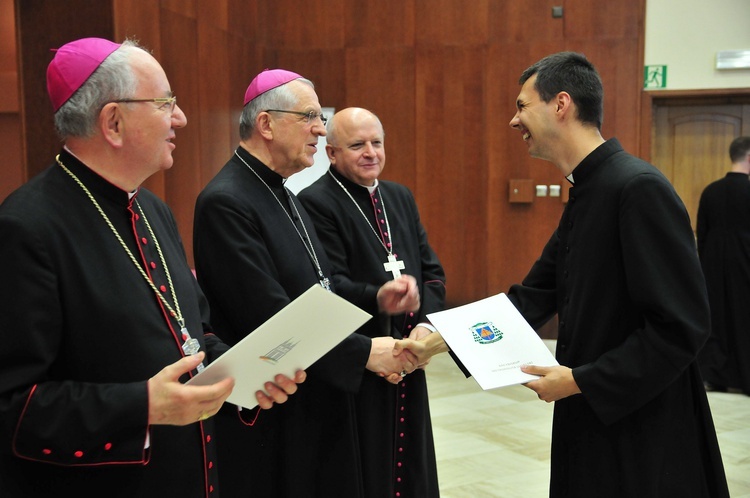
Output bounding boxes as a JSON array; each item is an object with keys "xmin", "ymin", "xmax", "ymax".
[
  {"xmin": 235, "ymin": 146, "xmax": 284, "ymax": 188},
  {"xmin": 62, "ymin": 145, "xmax": 139, "ymax": 198},
  {"xmin": 364, "ymin": 179, "xmax": 379, "ymax": 194}
]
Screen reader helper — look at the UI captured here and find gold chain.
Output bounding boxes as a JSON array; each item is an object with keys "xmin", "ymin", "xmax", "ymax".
[{"xmin": 55, "ymin": 155, "xmax": 185, "ymax": 328}]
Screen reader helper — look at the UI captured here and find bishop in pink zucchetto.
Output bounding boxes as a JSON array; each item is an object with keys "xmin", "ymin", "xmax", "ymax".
[
  {"xmin": 243, "ymin": 68, "xmax": 302, "ymax": 106},
  {"xmin": 46, "ymin": 37, "xmax": 121, "ymax": 112}
]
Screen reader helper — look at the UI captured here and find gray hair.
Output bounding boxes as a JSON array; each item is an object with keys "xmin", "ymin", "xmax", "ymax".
[
  {"xmin": 53, "ymin": 39, "xmax": 143, "ymax": 139},
  {"xmin": 238, "ymin": 77, "xmax": 314, "ymax": 140}
]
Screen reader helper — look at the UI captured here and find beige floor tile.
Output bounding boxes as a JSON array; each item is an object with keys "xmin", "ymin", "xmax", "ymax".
[{"xmin": 426, "ymin": 341, "xmax": 750, "ymax": 497}]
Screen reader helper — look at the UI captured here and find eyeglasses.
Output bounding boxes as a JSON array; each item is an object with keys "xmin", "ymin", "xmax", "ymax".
[
  {"xmin": 264, "ymin": 109, "xmax": 327, "ymax": 125},
  {"xmin": 112, "ymin": 96, "xmax": 177, "ymax": 113}
]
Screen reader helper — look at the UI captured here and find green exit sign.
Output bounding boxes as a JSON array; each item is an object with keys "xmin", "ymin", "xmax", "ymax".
[{"xmin": 644, "ymin": 65, "xmax": 667, "ymax": 88}]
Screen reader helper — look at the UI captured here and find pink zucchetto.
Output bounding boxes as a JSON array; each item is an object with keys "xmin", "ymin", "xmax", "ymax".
[
  {"xmin": 243, "ymin": 68, "xmax": 302, "ymax": 106},
  {"xmin": 46, "ymin": 37, "xmax": 121, "ymax": 112}
]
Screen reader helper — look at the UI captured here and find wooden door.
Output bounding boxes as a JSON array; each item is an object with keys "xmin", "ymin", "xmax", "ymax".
[{"xmin": 652, "ymin": 103, "xmax": 750, "ymax": 233}]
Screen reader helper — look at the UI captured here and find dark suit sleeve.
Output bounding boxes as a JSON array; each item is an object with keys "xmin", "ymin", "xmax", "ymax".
[{"xmin": 0, "ymin": 213, "xmax": 150, "ymax": 466}]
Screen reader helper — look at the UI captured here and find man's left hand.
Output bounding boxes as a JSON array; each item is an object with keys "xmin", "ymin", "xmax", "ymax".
[{"xmin": 521, "ymin": 364, "xmax": 581, "ymax": 402}]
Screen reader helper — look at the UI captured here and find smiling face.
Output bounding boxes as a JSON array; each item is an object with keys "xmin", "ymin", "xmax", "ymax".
[
  {"xmin": 326, "ymin": 108, "xmax": 385, "ymax": 186},
  {"xmin": 509, "ymin": 74, "xmax": 559, "ymax": 162},
  {"xmin": 119, "ymin": 49, "xmax": 187, "ymax": 178}
]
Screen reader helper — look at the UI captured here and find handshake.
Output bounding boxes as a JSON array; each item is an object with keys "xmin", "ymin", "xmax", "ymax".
[{"xmin": 366, "ymin": 327, "xmax": 450, "ymax": 384}]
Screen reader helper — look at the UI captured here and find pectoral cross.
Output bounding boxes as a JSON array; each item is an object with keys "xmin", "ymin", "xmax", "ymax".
[
  {"xmin": 181, "ymin": 326, "xmax": 205, "ymax": 372},
  {"xmin": 383, "ymin": 253, "xmax": 405, "ymax": 279}
]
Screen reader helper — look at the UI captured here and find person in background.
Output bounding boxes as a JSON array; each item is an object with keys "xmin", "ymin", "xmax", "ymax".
[
  {"xmin": 396, "ymin": 51, "xmax": 730, "ymax": 498},
  {"xmin": 299, "ymin": 107, "xmax": 454, "ymax": 498},
  {"xmin": 193, "ymin": 70, "xmax": 420, "ymax": 497},
  {"xmin": 0, "ymin": 38, "xmax": 303, "ymax": 498},
  {"xmin": 697, "ymin": 135, "xmax": 750, "ymax": 395}
]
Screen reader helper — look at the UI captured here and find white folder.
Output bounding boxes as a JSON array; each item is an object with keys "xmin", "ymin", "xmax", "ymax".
[{"xmin": 187, "ymin": 285, "xmax": 371, "ymax": 409}]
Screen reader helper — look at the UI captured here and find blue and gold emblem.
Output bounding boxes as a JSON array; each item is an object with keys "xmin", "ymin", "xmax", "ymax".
[{"xmin": 470, "ymin": 321, "xmax": 503, "ymax": 344}]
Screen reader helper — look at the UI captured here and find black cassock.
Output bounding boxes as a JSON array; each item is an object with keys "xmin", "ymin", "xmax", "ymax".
[
  {"xmin": 0, "ymin": 150, "xmax": 227, "ymax": 497},
  {"xmin": 300, "ymin": 167, "xmax": 449, "ymax": 498},
  {"xmin": 194, "ymin": 148, "xmax": 372, "ymax": 497},
  {"xmin": 508, "ymin": 139, "xmax": 729, "ymax": 498},
  {"xmin": 697, "ymin": 172, "xmax": 750, "ymax": 393}
]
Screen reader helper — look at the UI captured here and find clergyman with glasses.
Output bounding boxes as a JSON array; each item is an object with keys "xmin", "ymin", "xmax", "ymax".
[
  {"xmin": 0, "ymin": 38, "xmax": 304, "ymax": 497},
  {"xmin": 193, "ymin": 69, "xmax": 422, "ymax": 497}
]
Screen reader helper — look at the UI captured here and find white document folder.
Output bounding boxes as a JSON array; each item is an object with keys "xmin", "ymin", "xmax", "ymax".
[
  {"xmin": 427, "ymin": 292, "xmax": 558, "ymax": 390},
  {"xmin": 186, "ymin": 285, "xmax": 371, "ymax": 409}
]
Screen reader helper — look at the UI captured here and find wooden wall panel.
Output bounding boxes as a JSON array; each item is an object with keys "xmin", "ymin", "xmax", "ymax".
[
  {"xmin": 158, "ymin": 9, "xmax": 201, "ymax": 264},
  {"xmin": 415, "ymin": 0, "xmax": 489, "ymax": 46},
  {"xmin": 564, "ymin": 0, "xmax": 641, "ymax": 40},
  {"xmin": 343, "ymin": 47, "xmax": 415, "ymax": 186},
  {"xmin": 114, "ymin": 0, "xmax": 161, "ymax": 50},
  {"xmin": 345, "ymin": 1, "xmax": 415, "ymax": 47},
  {"xmin": 257, "ymin": 0, "xmax": 345, "ymax": 49},
  {"xmin": 489, "ymin": 0, "xmax": 564, "ymax": 43},
  {"xmin": 415, "ymin": 46, "xmax": 489, "ymax": 305},
  {"xmin": 0, "ymin": 115, "xmax": 23, "ymax": 201},
  {"xmin": 114, "ymin": 0, "xmax": 164, "ymax": 199},
  {"xmin": 259, "ymin": 48, "xmax": 347, "ymax": 113},
  {"xmin": 0, "ymin": 0, "xmax": 21, "ymax": 200},
  {"xmin": 17, "ymin": 0, "xmax": 114, "ymax": 178}
]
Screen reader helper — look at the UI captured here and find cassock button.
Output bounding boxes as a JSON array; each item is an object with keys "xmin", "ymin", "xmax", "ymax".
[
  {"xmin": 400, "ymin": 417, "xmax": 405, "ymax": 423},
  {"xmin": 380, "ymin": 219, "xmax": 385, "ymax": 224},
  {"xmin": 400, "ymin": 432, "xmax": 405, "ymax": 438},
  {"xmin": 104, "ymin": 442, "xmax": 112, "ymax": 450},
  {"xmin": 42, "ymin": 448, "xmax": 52, "ymax": 455},
  {"xmin": 160, "ymin": 285, "xmax": 167, "ymax": 292},
  {"xmin": 409, "ymin": 312, "xmax": 414, "ymax": 317},
  {"xmin": 74, "ymin": 450, "xmax": 84, "ymax": 458},
  {"xmin": 150, "ymin": 261, "xmax": 157, "ymax": 269},
  {"xmin": 401, "ymin": 393, "xmax": 405, "ymax": 399},
  {"xmin": 209, "ymin": 461, "xmax": 214, "ymax": 469},
  {"xmin": 210, "ymin": 485, "xmax": 214, "ymax": 493},
  {"xmin": 399, "ymin": 447, "xmax": 403, "ymax": 452},
  {"xmin": 141, "ymin": 237, "xmax": 148, "ymax": 244},
  {"xmin": 206, "ymin": 435, "xmax": 212, "ymax": 443}
]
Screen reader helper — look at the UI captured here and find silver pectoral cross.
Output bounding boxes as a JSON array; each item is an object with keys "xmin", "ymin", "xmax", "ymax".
[
  {"xmin": 383, "ymin": 253, "xmax": 405, "ymax": 279},
  {"xmin": 181, "ymin": 326, "xmax": 205, "ymax": 372}
]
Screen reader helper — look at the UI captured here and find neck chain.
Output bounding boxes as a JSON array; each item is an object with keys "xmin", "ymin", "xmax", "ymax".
[
  {"xmin": 328, "ymin": 170, "xmax": 404, "ymax": 279},
  {"xmin": 234, "ymin": 150, "xmax": 331, "ymax": 291},
  {"xmin": 56, "ymin": 155, "xmax": 204, "ymax": 369}
]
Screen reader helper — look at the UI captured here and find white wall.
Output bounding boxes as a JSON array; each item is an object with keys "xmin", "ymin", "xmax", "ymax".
[{"xmin": 644, "ymin": 0, "xmax": 750, "ymax": 90}]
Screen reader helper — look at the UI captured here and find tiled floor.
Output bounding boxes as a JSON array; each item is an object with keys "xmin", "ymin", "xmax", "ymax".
[{"xmin": 427, "ymin": 340, "xmax": 750, "ymax": 498}]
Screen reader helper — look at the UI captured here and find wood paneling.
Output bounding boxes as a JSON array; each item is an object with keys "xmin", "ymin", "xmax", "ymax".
[
  {"xmin": 415, "ymin": 0, "xmax": 489, "ymax": 47},
  {"xmin": 256, "ymin": 0, "xmax": 345, "ymax": 49},
  {"xmin": 416, "ymin": 45, "xmax": 489, "ymax": 304},
  {"xmin": 345, "ymin": 1, "xmax": 415, "ymax": 47},
  {"xmin": 16, "ymin": 0, "xmax": 114, "ymax": 178},
  {"xmin": 8, "ymin": 0, "xmax": 645, "ymax": 338}
]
